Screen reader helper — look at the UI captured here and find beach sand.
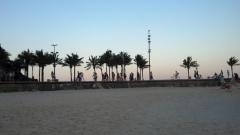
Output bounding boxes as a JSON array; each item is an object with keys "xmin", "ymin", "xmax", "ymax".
[{"xmin": 0, "ymin": 87, "xmax": 240, "ymax": 135}]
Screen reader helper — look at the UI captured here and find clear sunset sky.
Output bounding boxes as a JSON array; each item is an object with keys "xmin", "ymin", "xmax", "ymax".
[{"xmin": 0, "ymin": 0, "xmax": 239, "ymax": 81}]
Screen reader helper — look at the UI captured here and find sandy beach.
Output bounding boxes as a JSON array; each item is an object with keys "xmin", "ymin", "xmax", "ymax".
[{"xmin": 0, "ymin": 87, "xmax": 240, "ymax": 135}]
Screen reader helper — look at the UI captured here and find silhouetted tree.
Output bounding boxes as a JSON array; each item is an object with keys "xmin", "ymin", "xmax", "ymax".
[
  {"xmin": 85, "ymin": 56, "xmax": 99, "ymax": 72},
  {"xmin": 18, "ymin": 49, "xmax": 34, "ymax": 78},
  {"xmin": 119, "ymin": 52, "xmax": 132, "ymax": 75},
  {"xmin": 63, "ymin": 53, "xmax": 83, "ymax": 82},
  {"xmin": 50, "ymin": 52, "xmax": 62, "ymax": 80},
  {"xmin": 134, "ymin": 54, "xmax": 143, "ymax": 78},
  {"xmin": 227, "ymin": 56, "xmax": 239, "ymax": 78},
  {"xmin": 101, "ymin": 50, "xmax": 112, "ymax": 80},
  {"xmin": 97, "ymin": 56, "xmax": 105, "ymax": 77},
  {"xmin": 181, "ymin": 56, "xmax": 199, "ymax": 79},
  {"xmin": 35, "ymin": 50, "xmax": 52, "ymax": 82},
  {"xmin": 0, "ymin": 45, "xmax": 11, "ymax": 81}
]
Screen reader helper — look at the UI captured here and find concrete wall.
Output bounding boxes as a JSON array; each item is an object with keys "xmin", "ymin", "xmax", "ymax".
[{"xmin": 0, "ymin": 79, "xmax": 225, "ymax": 92}]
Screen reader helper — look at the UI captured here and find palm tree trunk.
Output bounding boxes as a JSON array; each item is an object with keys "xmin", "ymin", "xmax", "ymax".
[
  {"xmin": 70, "ymin": 67, "xmax": 72, "ymax": 82},
  {"xmin": 38, "ymin": 66, "xmax": 41, "ymax": 82},
  {"xmin": 140, "ymin": 68, "xmax": 142, "ymax": 80},
  {"xmin": 73, "ymin": 66, "xmax": 76, "ymax": 82},
  {"xmin": 100, "ymin": 68, "xmax": 103, "ymax": 80},
  {"xmin": 31, "ymin": 66, "xmax": 34, "ymax": 79},
  {"xmin": 41, "ymin": 66, "xmax": 44, "ymax": 82},
  {"xmin": 136, "ymin": 65, "xmax": 138, "ymax": 74},
  {"xmin": 108, "ymin": 65, "xmax": 111, "ymax": 81},
  {"xmin": 26, "ymin": 65, "xmax": 29, "ymax": 78},
  {"xmin": 231, "ymin": 66, "xmax": 234, "ymax": 78},
  {"xmin": 105, "ymin": 64, "xmax": 107, "ymax": 73},
  {"xmin": 142, "ymin": 68, "xmax": 144, "ymax": 80},
  {"xmin": 187, "ymin": 68, "xmax": 190, "ymax": 79}
]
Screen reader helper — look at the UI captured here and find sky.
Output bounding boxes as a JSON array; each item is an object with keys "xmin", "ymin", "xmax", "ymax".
[{"xmin": 0, "ymin": 0, "xmax": 240, "ymax": 81}]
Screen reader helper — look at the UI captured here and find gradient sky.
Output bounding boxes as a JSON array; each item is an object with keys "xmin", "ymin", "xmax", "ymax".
[{"xmin": 0, "ymin": 0, "xmax": 240, "ymax": 81}]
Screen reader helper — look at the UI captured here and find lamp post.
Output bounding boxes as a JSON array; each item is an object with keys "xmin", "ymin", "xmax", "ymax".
[
  {"xmin": 148, "ymin": 30, "xmax": 151, "ymax": 80},
  {"xmin": 51, "ymin": 43, "xmax": 58, "ymax": 80}
]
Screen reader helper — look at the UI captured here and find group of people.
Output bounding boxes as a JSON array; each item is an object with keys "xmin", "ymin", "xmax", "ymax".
[
  {"xmin": 92, "ymin": 71, "xmax": 154, "ymax": 82},
  {"xmin": 76, "ymin": 72, "xmax": 84, "ymax": 81},
  {"xmin": 212, "ymin": 70, "xmax": 240, "ymax": 90},
  {"xmin": 194, "ymin": 70, "xmax": 202, "ymax": 79}
]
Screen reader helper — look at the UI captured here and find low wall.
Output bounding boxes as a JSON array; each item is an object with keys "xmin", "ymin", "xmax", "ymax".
[{"xmin": 0, "ymin": 79, "xmax": 226, "ymax": 92}]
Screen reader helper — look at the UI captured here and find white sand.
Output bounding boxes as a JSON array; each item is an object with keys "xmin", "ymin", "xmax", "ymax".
[{"xmin": 0, "ymin": 87, "xmax": 240, "ymax": 135}]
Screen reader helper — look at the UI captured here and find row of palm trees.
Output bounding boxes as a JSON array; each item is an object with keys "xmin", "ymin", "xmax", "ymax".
[
  {"xmin": 1, "ymin": 45, "xmax": 239, "ymax": 82},
  {"xmin": 0, "ymin": 46, "xmax": 150, "ymax": 82},
  {"xmin": 180, "ymin": 56, "xmax": 239, "ymax": 79},
  {"xmin": 83, "ymin": 50, "xmax": 148, "ymax": 81}
]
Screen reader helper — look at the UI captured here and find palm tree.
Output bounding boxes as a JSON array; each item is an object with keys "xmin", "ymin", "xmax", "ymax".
[
  {"xmin": 181, "ymin": 56, "xmax": 199, "ymax": 79},
  {"xmin": 0, "ymin": 45, "xmax": 14, "ymax": 81},
  {"xmin": 101, "ymin": 50, "xmax": 112, "ymax": 80},
  {"xmin": 50, "ymin": 52, "xmax": 62, "ymax": 80},
  {"xmin": 138, "ymin": 56, "xmax": 148, "ymax": 80},
  {"xmin": 63, "ymin": 55, "xmax": 73, "ymax": 82},
  {"xmin": 35, "ymin": 50, "xmax": 52, "ymax": 82},
  {"xmin": 63, "ymin": 53, "xmax": 83, "ymax": 82},
  {"xmin": 119, "ymin": 52, "xmax": 132, "ymax": 75},
  {"xmin": 18, "ymin": 49, "xmax": 34, "ymax": 78},
  {"xmin": 85, "ymin": 56, "xmax": 99, "ymax": 72},
  {"xmin": 97, "ymin": 56, "xmax": 105, "ymax": 78},
  {"xmin": 29, "ymin": 55, "xmax": 36, "ymax": 79},
  {"xmin": 227, "ymin": 56, "xmax": 239, "ymax": 78},
  {"xmin": 134, "ymin": 54, "xmax": 144, "ymax": 80},
  {"xmin": 71, "ymin": 53, "xmax": 83, "ymax": 82},
  {"xmin": 0, "ymin": 45, "xmax": 10, "ymax": 62},
  {"xmin": 111, "ymin": 54, "xmax": 121, "ymax": 74}
]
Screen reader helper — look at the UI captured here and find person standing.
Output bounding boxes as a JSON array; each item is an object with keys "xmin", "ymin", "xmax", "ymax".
[
  {"xmin": 112, "ymin": 72, "xmax": 115, "ymax": 81},
  {"xmin": 227, "ymin": 70, "xmax": 230, "ymax": 79},
  {"xmin": 150, "ymin": 71, "xmax": 154, "ymax": 80}
]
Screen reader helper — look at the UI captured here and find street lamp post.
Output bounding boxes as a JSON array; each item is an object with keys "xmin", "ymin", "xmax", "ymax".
[
  {"xmin": 51, "ymin": 43, "xmax": 58, "ymax": 80},
  {"xmin": 148, "ymin": 30, "xmax": 151, "ymax": 80}
]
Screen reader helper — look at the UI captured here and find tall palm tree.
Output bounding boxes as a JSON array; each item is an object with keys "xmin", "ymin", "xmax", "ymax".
[
  {"xmin": 35, "ymin": 50, "xmax": 42, "ymax": 81},
  {"xmin": 71, "ymin": 53, "xmax": 83, "ymax": 82},
  {"xmin": 180, "ymin": 56, "xmax": 199, "ymax": 79},
  {"xmin": 227, "ymin": 56, "xmax": 239, "ymax": 78},
  {"xmin": 29, "ymin": 55, "xmax": 36, "ymax": 79},
  {"xmin": 119, "ymin": 51, "xmax": 132, "ymax": 74},
  {"xmin": 0, "ymin": 45, "xmax": 10, "ymax": 62},
  {"xmin": 63, "ymin": 55, "xmax": 73, "ymax": 82},
  {"xmin": 97, "ymin": 56, "xmax": 105, "ymax": 78},
  {"xmin": 134, "ymin": 54, "xmax": 143, "ymax": 79},
  {"xmin": 50, "ymin": 52, "xmax": 62, "ymax": 80},
  {"xmin": 114, "ymin": 54, "xmax": 122, "ymax": 73},
  {"xmin": 0, "ymin": 46, "xmax": 14, "ymax": 81},
  {"xmin": 109, "ymin": 53, "xmax": 117, "ymax": 76},
  {"xmin": 18, "ymin": 49, "xmax": 34, "ymax": 78},
  {"xmin": 101, "ymin": 50, "xmax": 112, "ymax": 80},
  {"xmin": 35, "ymin": 50, "xmax": 52, "ymax": 82},
  {"xmin": 0, "ymin": 45, "xmax": 11, "ymax": 80},
  {"xmin": 63, "ymin": 53, "xmax": 84, "ymax": 82},
  {"xmin": 138, "ymin": 57, "xmax": 148, "ymax": 80},
  {"xmin": 85, "ymin": 56, "xmax": 99, "ymax": 72}
]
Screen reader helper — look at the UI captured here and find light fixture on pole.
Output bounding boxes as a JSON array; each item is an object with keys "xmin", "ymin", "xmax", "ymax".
[{"xmin": 51, "ymin": 43, "xmax": 58, "ymax": 80}]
